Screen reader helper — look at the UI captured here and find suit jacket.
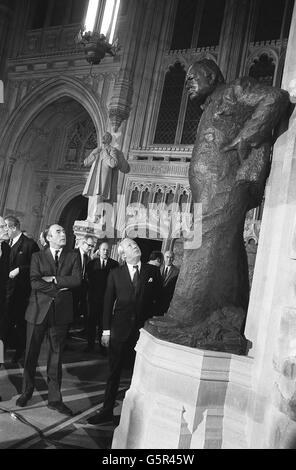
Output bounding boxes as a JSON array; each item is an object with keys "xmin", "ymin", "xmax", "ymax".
[
  {"xmin": 103, "ymin": 263, "xmax": 162, "ymax": 341},
  {"xmin": 87, "ymin": 257, "xmax": 119, "ymax": 303},
  {"xmin": 160, "ymin": 264, "xmax": 179, "ymax": 313},
  {"xmin": 25, "ymin": 248, "xmax": 82, "ymax": 325},
  {"xmin": 0, "ymin": 241, "xmax": 10, "ymax": 308},
  {"xmin": 6, "ymin": 234, "xmax": 39, "ymax": 302}
]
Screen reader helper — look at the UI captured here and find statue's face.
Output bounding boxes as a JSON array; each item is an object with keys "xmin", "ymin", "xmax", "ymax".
[{"xmin": 185, "ymin": 65, "xmax": 212, "ymax": 100}]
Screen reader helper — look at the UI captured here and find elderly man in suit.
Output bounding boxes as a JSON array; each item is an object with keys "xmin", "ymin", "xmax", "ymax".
[
  {"xmin": 0, "ymin": 217, "xmax": 10, "ymax": 379},
  {"xmin": 0, "ymin": 216, "xmax": 10, "ymax": 316},
  {"xmin": 2, "ymin": 215, "xmax": 39, "ymax": 362},
  {"xmin": 87, "ymin": 237, "xmax": 162, "ymax": 424},
  {"xmin": 15, "ymin": 224, "xmax": 81, "ymax": 416},
  {"xmin": 160, "ymin": 250, "xmax": 179, "ymax": 314},
  {"xmin": 85, "ymin": 241, "xmax": 118, "ymax": 353}
]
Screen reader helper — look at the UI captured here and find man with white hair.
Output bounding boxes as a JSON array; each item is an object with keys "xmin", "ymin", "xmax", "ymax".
[
  {"xmin": 87, "ymin": 237, "xmax": 162, "ymax": 424},
  {"xmin": 0, "ymin": 216, "xmax": 10, "ymax": 381},
  {"xmin": 0, "ymin": 216, "xmax": 10, "ymax": 314},
  {"xmin": 15, "ymin": 224, "xmax": 81, "ymax": 415}
]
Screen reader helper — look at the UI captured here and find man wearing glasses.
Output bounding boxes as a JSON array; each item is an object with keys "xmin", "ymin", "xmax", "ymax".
[
  {"xmin": 72, "ymin": 236, "xmax": 96, "ymax": 332},
  {"xmin": 85, "ymin": 241, "xmax": 118, "ymax": 353}
]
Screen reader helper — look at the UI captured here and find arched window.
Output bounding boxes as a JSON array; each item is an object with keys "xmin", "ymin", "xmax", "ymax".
[
  {"xmin": 154, "ymin": 62, "xmax": 203, "ymax": 145},
  {"xmin": 170, "ymin": 0, "xmax": 226, "ymax": 50},
  {"xmin": 249, "ymin": 54, "xmax": 275, "ymax": 86},
  {"xmin": 154, "ymin": 63, "xmax": 186, "ymax": 145}
]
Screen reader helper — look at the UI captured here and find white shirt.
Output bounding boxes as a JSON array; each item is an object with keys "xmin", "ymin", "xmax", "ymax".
[
  {"xmin": 10, "ymin": 232, "xmax": 22, "ymax": 247},
  {"xmin": 100, "ymin": 257, "xmax": 107, "ymax": 268},
  {"xmin": 50, "ymin": 247, "xmax": 62, "ymax": 260},
  {"xmin": 102, "ymin": 260, "xmax": 141, "ymax": 336},
  {"xmin": 126, "ymin": 261, "xmax": 141, "ymax": 281},
  {"xmin": 79, "ymin": 247, "xmax": 86, "ymax": 266}
]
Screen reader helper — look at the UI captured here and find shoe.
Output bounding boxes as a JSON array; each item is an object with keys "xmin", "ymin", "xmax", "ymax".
[
  {"xmin": 47, "ymin": 401, "xmax": 73, "ymax": 416},
  {"xmin": 84, "ymin": 345, "xmax": 95, "ymax": 353},
  {"xmin": 16, "ymin": 392, "xmax": 32, "ymax": 407},
  {"xmin": 87, "ymin": 410, "xmax": 114, "ymax": 425}
]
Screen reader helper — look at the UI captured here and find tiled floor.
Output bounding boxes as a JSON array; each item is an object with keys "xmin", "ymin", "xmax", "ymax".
[{"xmin": 0, "ymin": 333, "xmax": 131, "ymax": 449}]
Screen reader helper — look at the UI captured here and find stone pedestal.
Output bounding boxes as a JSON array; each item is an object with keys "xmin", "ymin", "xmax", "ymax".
[{"xmin": 112, "ymin": 329, "xmax": 252, "ymax": 449}]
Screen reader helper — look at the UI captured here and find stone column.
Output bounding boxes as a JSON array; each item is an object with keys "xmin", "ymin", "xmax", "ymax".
[
  {"xmin": 218, "ymin": 0, "xmax": 256, "ymax": 82},
  {"xmin": 0, "ymin": 0, "xmax": 15, "ymax": 79},
  {"xmin": 244, "ymin": 1, "xmax": 296, "ymax": 449},
  {"xmin": 0, "ymin": 155, "xmax": 16, "ymax": 214}
]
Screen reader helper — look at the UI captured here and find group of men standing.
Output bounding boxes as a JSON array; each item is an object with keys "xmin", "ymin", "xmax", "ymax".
[{"xmin": 0, "ymin": 215, "xmax": 179, "ymax": 422}]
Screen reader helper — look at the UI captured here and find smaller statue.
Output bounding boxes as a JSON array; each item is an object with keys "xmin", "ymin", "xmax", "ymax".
[{"xmin": 83, "ymin": 132, "xmax": 129, "ymax": 223}]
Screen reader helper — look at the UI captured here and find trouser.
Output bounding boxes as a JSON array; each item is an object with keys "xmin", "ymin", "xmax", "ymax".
[
  {"xmin": 102, "ymin": 329, "xmax": 139, "ymax": 413},
  {"xmin": 22, "ymin": 310, "xmax": 68, "ymax": 403},
  {"xmin": 1, "ymin": 295, "xmax": 28, "ymax": 354},
  {"xmin": 87, "ymin": 299, "xmax": 103, "ymax": 347}
]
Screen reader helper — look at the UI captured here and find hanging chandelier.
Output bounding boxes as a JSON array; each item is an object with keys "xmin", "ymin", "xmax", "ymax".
[{"xmin": 75, "ymin": 28, "xmax": 120, "ymax": 66}]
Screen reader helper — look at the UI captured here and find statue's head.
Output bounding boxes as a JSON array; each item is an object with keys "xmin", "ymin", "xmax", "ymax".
[
  {"xmin": 186, "ymin": 59, "xmax": 225, "ymax": 102},
  {"xmin": 102, "ymin": 132, "xmax": 112, "ymax": 145}
]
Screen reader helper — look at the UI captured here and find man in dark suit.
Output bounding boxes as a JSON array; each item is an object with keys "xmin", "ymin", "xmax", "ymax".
[
  {"xmin": 85, "ymin": 241, "xmax": 119, "ymax": 353},
  {"xmin": 2, "ymin": 215, "xmax": 39, "ymax": 362},
  {"xmin": 72, "ymin": 235, "xmax": 96, "ymax": 330},
  {"xmin": 160, "ymin": 250, "xmax": 179, "ymax": 314},
  {"xmin": 0, "ymin": 216, "xmax": 10, "ymax": 383},
  {"xmin": 87, "ymin": 237, "xmax": 162, "ymax": 425},
  {"xmin": 0, "ymin": 216, "xmax": 10, "ymax": 317},
  {"xmin": 15, "ymin": 224, "xmax": 81, "ymax": 416}
]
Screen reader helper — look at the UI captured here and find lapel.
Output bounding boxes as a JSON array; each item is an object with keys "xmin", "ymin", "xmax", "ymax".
[
  {"xmin": 122, "ymin": 263, "xmax": 135, "ymax": 296},
  {"xmin": 163, "ymin": 265, "xmax": 174, "ymax": 285},
  {"xmin": 58, "ymin": 248, "xmax": 68, "ymax": 273},
  {"xmin": 10, "ymin": 233, "xmax": 24, "ymax": 265},
  {"xmin": 45, "ymin": 247, "xmax": 56, "ymax": 273}
]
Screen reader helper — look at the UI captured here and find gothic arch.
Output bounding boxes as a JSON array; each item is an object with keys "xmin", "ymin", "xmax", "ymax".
[
  {"xmin": 44, "ymin": 183, "xmax": 86, "ymax": 229},
  {"xmin": 1, "ymin": 75, "xmax": 107, "ymax": 159}
]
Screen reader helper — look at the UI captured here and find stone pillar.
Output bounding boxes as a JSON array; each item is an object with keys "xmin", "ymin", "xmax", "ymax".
[
  {"xmin": 0, "ymin": 0, "xmax": 15, "ymax": 79},
  {"xmin": 244, "ymin": 1, "xmax": 296, "ymax": 449},
  {"xmin": 218, "ymin": 0, "xmax": 256, "ymax": 81},
  {"xmin": 0, "ymin": 155, "xmax": 16, "ymax": 214}
]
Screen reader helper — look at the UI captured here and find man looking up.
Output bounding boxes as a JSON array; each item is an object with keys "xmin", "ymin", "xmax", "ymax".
[
  {"xmin": 15, "ymin": 224, "xmax": 81, "ymax": 415},
  {"xmin": 85, "ymin": 241, "xmax": 118, "ymax": 353},
  {"xmin": 2, "ymin": 215, "xmax": 39, "ymax": 362},
  {"xmin": 87, "ymin": 237, "xmax": 162, "ymax": 424}
]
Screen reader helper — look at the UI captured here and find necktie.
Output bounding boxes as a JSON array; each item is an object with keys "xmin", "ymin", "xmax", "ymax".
[
  {"xmin": 9, "ymin": 239, "xmax": 13, "ymax": 247},
  {"xmin": 163, "ymin": 267, "xmax": 168, "ymax": 280},
  {"xmin": 132, "ymin": 265, "xmax": 140, "ymax": 293},
  {"xmin": 54, "ymin": 250, "xmax": 59, "ymax": 273},
  {"xmin": 102, "ymin": 259, "xmax": 106, "ymax": 269},
  {"xmin": 82, "ymin": 254, "xmax": 87, "ymax": 277}
]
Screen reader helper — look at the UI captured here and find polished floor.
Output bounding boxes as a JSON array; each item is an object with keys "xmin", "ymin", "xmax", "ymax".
[{"xmin": 0, "ymin": 332, "xmax": 131, "ymax": 449}]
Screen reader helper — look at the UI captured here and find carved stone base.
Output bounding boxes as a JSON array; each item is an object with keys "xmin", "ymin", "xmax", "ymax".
[
  {"xmin": 112, "ymin": 329, "xmax": 253, "ymax": 449},
  {"xmin": 145, "ymin": 307, "xmax": 250, "ymax": 355}
]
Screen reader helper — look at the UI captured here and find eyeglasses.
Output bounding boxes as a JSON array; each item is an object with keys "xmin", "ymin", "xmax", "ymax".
[{"xmin": 84, "ymin": 242, "xmax": 95, "ymax": 248}]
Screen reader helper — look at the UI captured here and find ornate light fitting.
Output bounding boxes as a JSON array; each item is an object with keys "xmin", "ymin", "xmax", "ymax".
[{"xmin": 75, "ymin": 28, "xmax": 120, "ymax": 65}]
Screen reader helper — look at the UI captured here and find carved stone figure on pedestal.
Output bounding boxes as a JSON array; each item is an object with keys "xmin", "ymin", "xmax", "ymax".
[
  {"xmin": 146, "ymin": 59, "xmax": 289, "ymax": 354},
  {"xmin": 83, "ymin": 132, "xmax": 129, "ymax": 223}
]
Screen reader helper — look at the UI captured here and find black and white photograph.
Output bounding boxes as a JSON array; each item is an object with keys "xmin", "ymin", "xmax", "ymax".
[{"xmin": 0, "ymin": 0, "xmax": 295, "ymax": 456}]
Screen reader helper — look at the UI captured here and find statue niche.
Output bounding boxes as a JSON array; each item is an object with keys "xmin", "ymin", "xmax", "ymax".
[{"xmin": 146, "ymin": 59, "xmax": 290, "ymax": 355}]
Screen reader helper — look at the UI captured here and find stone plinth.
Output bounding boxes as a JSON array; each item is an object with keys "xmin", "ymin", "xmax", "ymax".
[{"xmin": 112, "ymin": 329, "xmax": 252, "ymax": 449}]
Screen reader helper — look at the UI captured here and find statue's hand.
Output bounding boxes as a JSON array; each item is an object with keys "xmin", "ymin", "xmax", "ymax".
[{"xmin": 222, "ymin": 138, "xmax": 250, "ymax": 164}]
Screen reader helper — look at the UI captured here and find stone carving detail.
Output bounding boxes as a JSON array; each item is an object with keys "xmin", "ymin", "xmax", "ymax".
[
  {"xmin": 146, "ymin": 59, "xmax": 290, "ymax": 355},
  {"xmin": 64, "ymin": 118, "xmax": 97, "ymax": 168}
]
